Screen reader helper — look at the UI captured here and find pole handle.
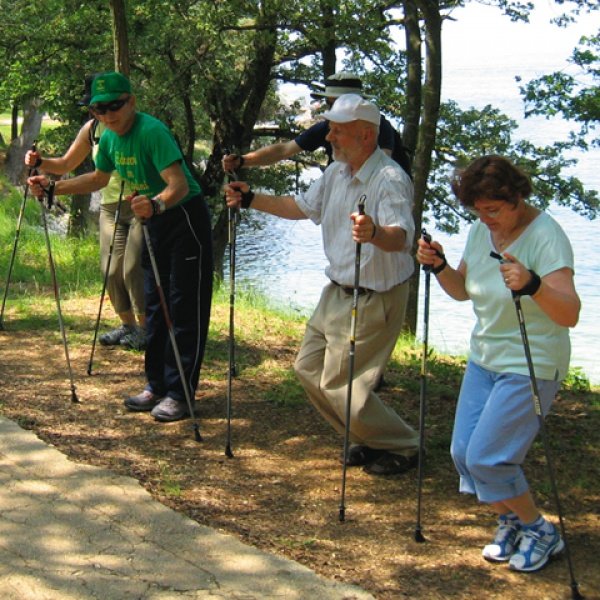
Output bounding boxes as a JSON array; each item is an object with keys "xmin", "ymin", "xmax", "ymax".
[
  {"xmin": 223, "ymin": 147, "xmax": 239, "ymax": 181},
  {"xmin": 357, "ymin": 194, "xmax": 366, "ymax": 216},
  {"xmin": 421, "ymin": 228, "xmax": 433, "ymax": 273}
]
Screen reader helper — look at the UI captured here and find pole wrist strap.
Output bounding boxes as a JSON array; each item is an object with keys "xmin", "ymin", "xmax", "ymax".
[
  {"xmin": 240, "ymin": 189, "xmax": 255, "ymax": 209},
  {"xmin": 514, "ymin": 270, "xmax": 542, "ymax": 296},
  {"xmin": 432, "ymin": 254, "xmax": 447, "ymax": 275}
]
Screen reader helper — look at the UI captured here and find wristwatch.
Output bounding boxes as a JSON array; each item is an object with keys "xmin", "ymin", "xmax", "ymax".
[{"xmin": 151, "ymin": 196, "xmax": 166, "ymax": 215}]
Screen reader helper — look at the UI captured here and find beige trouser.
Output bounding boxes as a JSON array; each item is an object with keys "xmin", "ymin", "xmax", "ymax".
[
  {"xmin": 99, "ymin": 202, "xmax": 145, "ymax": 316},
  {"xmin": 294, "ymin": 281, "xmax": 418, "ymax": 456}
]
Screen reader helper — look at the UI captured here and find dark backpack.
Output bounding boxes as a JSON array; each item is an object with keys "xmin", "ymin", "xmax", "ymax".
[{"xmin": 391, "ymin": 128, "xmax": 413, "ymax": 180}]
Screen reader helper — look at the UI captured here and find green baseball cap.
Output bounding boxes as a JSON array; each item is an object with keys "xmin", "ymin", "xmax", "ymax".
[{"xmin": 89, "ymin": 72, "xmax": 131, "ymax": 105}]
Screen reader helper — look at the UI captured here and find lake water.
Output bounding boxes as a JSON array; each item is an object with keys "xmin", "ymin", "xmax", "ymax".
[{"xmin": 226, "ymin": 4, "xmax": 599, "ymax": 385}]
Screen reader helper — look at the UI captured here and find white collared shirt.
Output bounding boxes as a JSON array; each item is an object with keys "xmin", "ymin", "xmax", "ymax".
[{"xmin": 295, "ymin": 148, "xmax": 415, "ymax": 292}]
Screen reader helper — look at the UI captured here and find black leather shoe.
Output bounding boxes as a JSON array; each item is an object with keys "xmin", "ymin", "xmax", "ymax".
[
  {"xmin": 151, "ymin": 396, "xmax": 191, "ymax": 422},
  {"xmin": 363, "ymin": 451, "xmax": 419, "ymax": 476},
  {"xmin": 339, "ymin": 445, "xmax": 387, "ymax": 466},
  {"xmin": 124, "ymin": 390, "xmax": 162, "ymax": 412}
]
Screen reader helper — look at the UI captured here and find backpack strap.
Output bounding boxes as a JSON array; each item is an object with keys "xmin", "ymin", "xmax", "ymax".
[{"xmin": 89, "ymin": 118, "xmax": 100, "ymax": 147}]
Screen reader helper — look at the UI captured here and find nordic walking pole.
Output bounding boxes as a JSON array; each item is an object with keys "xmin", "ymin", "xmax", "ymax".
[
  {"xmin": 339, "ymin": 194, "xmax": 366, "ymax": 523},
  {"xmin": 414, "ymin": 228, "xmax": 433, "ymax": 543},
  {"xmin": 140, "ymin": 206, "xmax": 202, "ymax": 442},
  {"xmin": 87, "ymin": 181, "xmax": 126, "ymax": 375},
  {"xmin": 490, "ymin": 251, "xmax": 583, "ymax": 600},
  {"xmin": 0, "ymin": 141, "xmax": 38, "ymax": 330},
  {"xmin": 224, "ymin": 148, "xmax": 238, "ymax": 458},
  {"xmin": 39, "ymin": 183, "xmax": 79, "ymax": 403}
]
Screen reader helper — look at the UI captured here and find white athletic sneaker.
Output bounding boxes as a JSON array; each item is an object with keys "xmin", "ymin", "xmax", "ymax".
[
  {"xmin": 482, "ymin": 514, "xmax": 521, "ymax": 562},
  {"xmin": 509, "ymin": 520, "xmax": 565, "ymax": 572}
]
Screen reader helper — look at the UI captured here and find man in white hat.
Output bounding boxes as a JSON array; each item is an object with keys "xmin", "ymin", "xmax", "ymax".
[
  {"xmin": 224, "ymin": 94, "xmax": 419, "ymax": 476},
  {"xmin": 222, "ymin": 72, "xmax": 407, "ymax": 174}
]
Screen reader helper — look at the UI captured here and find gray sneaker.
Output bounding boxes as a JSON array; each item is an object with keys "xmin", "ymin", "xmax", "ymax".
[
  {"xmin": 99, "ymin": 324, "xmax": 134, "ymax": 346},
  {"xmin": 124, "ymin": 390, "xmax": 163, "ymax": 412},
  {"xmin": 120, "ymin": 326, "xmax": 147, "ymax": 351},
  {"xmin": 151, "ymin": 396, "xmax": 191, "ymax": 422}
]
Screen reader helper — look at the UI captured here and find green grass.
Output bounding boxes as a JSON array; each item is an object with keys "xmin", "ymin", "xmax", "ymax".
[
  {"xmin": 0, "ymin": 112, "xmax": 12, "ymax": 144},
  {"xmin": 0, "ymin": 112, "xmax": 61, "ymax": 148},
  {"xmin": 0, "ymin": 171, "xmax": 597, "ymax": 398},
  {"xmin": 0, "ymin": 175, "xmax": 100, "ymax": 299}
]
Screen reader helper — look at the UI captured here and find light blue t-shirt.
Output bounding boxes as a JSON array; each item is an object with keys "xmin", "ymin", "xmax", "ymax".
[{"xmin": 463, "ymin": 212, "xmax": 574, "ymax": 380}]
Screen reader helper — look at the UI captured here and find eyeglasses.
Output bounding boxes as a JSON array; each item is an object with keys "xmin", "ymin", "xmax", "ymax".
[
  {"xmin": 89, "ymin": 96, "xmax": 130, "ymax": 115},
  {"xmin": 468, "ymin": 204, "xmax": 504, "ymax": 219}
]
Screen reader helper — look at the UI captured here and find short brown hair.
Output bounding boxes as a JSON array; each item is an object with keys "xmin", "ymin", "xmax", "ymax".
[{"xmin": 451, "ymin": 155, "xmax": 532, "ymax": 208}]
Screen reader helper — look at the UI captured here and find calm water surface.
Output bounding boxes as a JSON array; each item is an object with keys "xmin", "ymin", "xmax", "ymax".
[{"xmin": 226, "ymin": 4, "xmax": 599, "ymax": 384}]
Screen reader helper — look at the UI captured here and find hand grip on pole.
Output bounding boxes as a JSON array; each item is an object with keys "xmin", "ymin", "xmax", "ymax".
[{"xmin": 421, "ymin": 229, "xmax": 433, "ymax": 273}]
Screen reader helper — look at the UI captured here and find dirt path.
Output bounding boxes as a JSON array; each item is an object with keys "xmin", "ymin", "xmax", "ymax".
[{"xmin": 0, "ymin": 298, "xmax": 598, "ymax": 599}]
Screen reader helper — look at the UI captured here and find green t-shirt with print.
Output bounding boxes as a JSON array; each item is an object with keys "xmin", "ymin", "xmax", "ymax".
[{"xmin": 94, "ymin": 112, "xmax": 201, "ymax": 203}]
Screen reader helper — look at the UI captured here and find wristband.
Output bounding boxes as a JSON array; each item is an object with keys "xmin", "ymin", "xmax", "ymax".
[
  {"xmin": 514, "ymin": 270, "xmax": 541, "ymax": 296},
  {"xmin": 238, "ymin": 155, "xmax": 245, "ymax": 168},
  {"xmin": 34, "ymin": 156, "xmax": 43, "ymax": 169},
  {"xmin": 240, "ymin": 189, "xmax": 255, "ymax": 209},
  {"xmin": 431, "ymin": 254, "xmax": 447, "ymax": 275},
  {"xmin": 150, "ymin": 196, "xmax": 166, "ymax": 216},
  {"xmin": 370, "ymin": 224, "xmax": 377, "ymax": 240}
]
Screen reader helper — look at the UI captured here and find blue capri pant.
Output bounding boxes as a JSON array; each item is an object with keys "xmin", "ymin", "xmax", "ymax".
[{"xmin": 450, "ymin": 361, "xmax": 560, "ymax": 504}]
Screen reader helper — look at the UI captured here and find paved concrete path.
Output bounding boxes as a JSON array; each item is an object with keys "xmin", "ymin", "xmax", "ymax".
[{"xmin": 0, "ymin": 416, "xmax": 374, "ymax": 600}]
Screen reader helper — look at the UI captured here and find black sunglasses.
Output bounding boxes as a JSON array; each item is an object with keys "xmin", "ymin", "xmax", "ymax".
[{"xmin": 89, "ymin": 96, "xmax": 130, "ymax": 115}]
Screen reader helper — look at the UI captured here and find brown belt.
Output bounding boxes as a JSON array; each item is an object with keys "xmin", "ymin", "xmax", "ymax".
[{"xmin": 330, "ymin": 280, "xmax": 375, "ymax": 296}]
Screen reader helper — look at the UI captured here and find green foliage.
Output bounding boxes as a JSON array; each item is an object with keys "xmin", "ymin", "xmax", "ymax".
[
  {"xmin": 1, "ymin": 0, "xmax": 598, "ymax": 290},
  {"xmin": 563, "ymin": 366, "xmax": 591, "ymax": 393},
  {"xmin": 520, "ymin": 28, "xmax": 599, "ymax": 151}
]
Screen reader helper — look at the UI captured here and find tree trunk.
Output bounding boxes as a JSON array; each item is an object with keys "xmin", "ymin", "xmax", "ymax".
[
  {"xmin": 321, "ymin": 1, "xmax": 337, "ymax": 78},
  {"xmin": 402, "ymin": 0, "xmax": 421, "ymax": 156},
  {"xmin": 68, "ymin": 158, "xmax": 94, "ymax": 237},
  {"xmin": 10, "ymin": 104, "xmax": 18, "ymax": 141},
  {"xmin": 202, "ymin": 16, "xmax": 279, "ymax": 279},
  {"xmin": 5, "ymin": 98, "xmax": 43, "ymax": 185},
  {"xmin": 110, "ymin": 0, "xmax": 130, "ymax": 75},
  {"xmin": 405, "ymin": 1, "xmax": 442, "ymax": 334}
]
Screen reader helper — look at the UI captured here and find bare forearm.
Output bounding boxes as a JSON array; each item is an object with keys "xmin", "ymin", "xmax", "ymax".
[
  {"xmin": 532, "ymin": 281, "xmax": 580, "ymax": 327},
  {"xmin": 251, "ymin": 193, "xmax": 307, "ymax": 220},
  {"xmin": 434, "ymin": 264, "xmax": 470, "ymax": 301},
  {"xmin": 37, "ymin": 156, "xmax": 73, "ymax": 176},
  {"xmin": 54, "ymin": 172, "xmax": 108, "ymax": 196},
  {"xmin": 370, "ymin": 225, "xmax": 406, "ymax": 252},
  {"xmin": 244, "ymin": 141, "xmax": 299, "ymax": 167}
]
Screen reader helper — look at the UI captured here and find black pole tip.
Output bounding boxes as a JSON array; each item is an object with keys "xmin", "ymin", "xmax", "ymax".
[
  {"xmin": 414, "ymin": 529, "xmax": 426, "ymax": 543},
  {"xmin": 193, "ymin": 424, "xmax": 202, "ymax": 443},
  {"xmin": 225, "ymin": 445, "xmax": 234, "ymax": 458},
  {"xmin": 71, "ymin": 391, "xmax": 80, "ymax": 403},
  {"xmin": 86, "ymin": 366, "xmax": 93, "ymax": 376},
  {"xmin": 570, "ymin": 584, "xmax": 585, "ymax": 600},
  {"xmin": 338, "ymin": 509, "xmax": 346, "ymax": 523}
]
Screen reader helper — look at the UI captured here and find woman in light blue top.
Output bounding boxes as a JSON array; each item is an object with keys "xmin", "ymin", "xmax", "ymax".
[{"xmin": 417, "ymin": 155, "xmax": 580, "ymax": 574}]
